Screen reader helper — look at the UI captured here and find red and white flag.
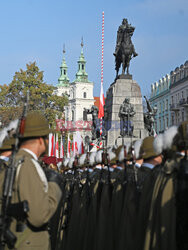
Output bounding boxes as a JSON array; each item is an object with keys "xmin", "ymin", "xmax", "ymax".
[
  {"xmin": 48, "ymin": 133, "xmax": 52, "ymax": 156},
  {"xmin": 81, "ymin": 141, "xmax": 85, "ymax": 154},
  {"xmin": 49, "ymin": 133, "xmax": 55, "ymax": 156},
  {"xmin": 60, "ymin": 135, "xmax": 64, "ymax": 158},
  {"xmin": 55, "ymin": 133, "xmax": 59, "ymax": 158},
  {"xmin": 98, "ymin": 11, "xmax": 105, "ymax": 149},
  {"xmin": 98, "ymin": 83, "xmax": 105, "ymax": 119},
  {"xmin": 67, "ymin": 133, "xmax": 71, "ymax": 158}
]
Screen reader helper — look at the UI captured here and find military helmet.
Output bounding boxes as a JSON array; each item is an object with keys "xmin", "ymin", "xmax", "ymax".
[
  {"xmin": 140, "ymin": 136, "xmax": 160, "ymax": 160},
  {"xmin": 0, "ymin": 119, "xmax": 18, "ymax": 152},
  {"xmin": 22, "ymin": 111, "xmax": 51, "ymax": 138},
  {"xmin": 0, "ymin": 137, "xmax": 15, "ymax": 151}
]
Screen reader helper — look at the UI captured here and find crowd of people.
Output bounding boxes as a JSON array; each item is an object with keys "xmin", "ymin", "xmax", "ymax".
[{"xmin": 0, "ymin": 110, "xmax": 187, "ymax": 250}]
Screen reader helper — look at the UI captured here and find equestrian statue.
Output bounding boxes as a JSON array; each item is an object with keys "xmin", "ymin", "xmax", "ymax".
[{"xmin": 114, "ymin": 18, "xmax": 138, "ymax": 78}]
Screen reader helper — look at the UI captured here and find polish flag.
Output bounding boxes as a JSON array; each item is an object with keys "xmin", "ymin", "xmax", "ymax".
[
  {"xmin": 50, "ymin": 134, "xmax": 55, "ymax": 156},
  {"xmin": 55, "ymin": 134, "xmax": 59, "ymax": 158},
  {"xmin": 98, "ymin": 83, "xmax": 105, "ymax": 118},
  {"xmin": 48, "ymin": 133, "xmax": 52, "ymax": 156},
  {"xmin": 72, "ymin": 141, "xmax": 74, "ymax": 154},
  {"xmin": 98, "ymin": 11, "xmax": 105, "ymax": 119},
  {"xmin": 60, "ymin": 135, "xmax": 64, "ymax": 158},
  {"xmin": 81, "ymin": 141, "xmax": 84, "ymax": 154},
  {"xmin": 67, "ymin": 134, "xmax": 71, "ymax": 158}
]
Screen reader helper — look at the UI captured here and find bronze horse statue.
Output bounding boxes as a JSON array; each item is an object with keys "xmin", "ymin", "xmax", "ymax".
[{"xmin": 115, "ymin": 26, "xmax": 138, "ymax": 78}]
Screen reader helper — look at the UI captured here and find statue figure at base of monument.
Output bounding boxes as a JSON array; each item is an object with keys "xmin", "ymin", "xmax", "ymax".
[
  {"xmin": 144, "ymin": 96, "xmax": 157, "ymax": 136},
  {"xmin": 119, "ymin": 98, "xmax": 136, "ymax": 137},
  {"xmin": 84, "ymin": 106, "xmax": 100, "ymax": 140},
  {"xmin": 114, "ymin": 18, "xmax": 138, "ymax": 78}
]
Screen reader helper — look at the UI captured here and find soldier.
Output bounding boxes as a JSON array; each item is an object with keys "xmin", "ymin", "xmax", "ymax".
[
  {"xmin": 138, "ymin": 125, "xmax": 184, "ymax": 250},
  {"xmin": 6, "ymin": 111, "xmax": 62, "ymax": 250},
  {"xmin": 0, "ymin": 119, "xmax": 18, "ymax": 165},
  {"xmin": 0, "ymin": 137, "xmax": 15, "ymax": 165},
  {"xmin": 134, "ymin": 136, "xmax": 163, "ymax": 250}
]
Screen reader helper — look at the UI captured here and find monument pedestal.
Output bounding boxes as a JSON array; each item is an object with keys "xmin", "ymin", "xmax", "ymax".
[{"xmin": 105, "ymin": 77, "xmax": 146, "ymax": 147}]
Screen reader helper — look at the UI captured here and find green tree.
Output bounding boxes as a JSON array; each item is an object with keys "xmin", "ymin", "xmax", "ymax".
[{"xmin": 0, "ymin": 62, "xmax": 68, "ymax": 127}]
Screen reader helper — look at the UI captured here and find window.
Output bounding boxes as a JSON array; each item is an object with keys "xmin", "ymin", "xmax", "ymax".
[
  {"xmin": 82, "ymin": 64, "xmax": 84, "ymax": 70},
  {"xmin": 64, "ymin": 70, "xmax": 66, "ymax": 75},
  {"xmin": 159, "ymin": 119, "xmax": 162, "ymax": 131},
  {"xmin": 160, "ymin": 102, "xmax": 162, "ymax": 113},
  {"xmin": 166, "ymin": 117, "xmax": 169, "ymax": 128},
  {"xmin": 182, "ymin": 111, "xmax": 184, "ymax": 122},
  {"xmin": 83, "ymin": 92, "xmax": 87, "ymax": 98},
  {"xmin": 166, "ymin": 99, "xmax": 168, "ymax": 110},
  {"xmin": 171, "ymin": 114, "xmax": 174, "ymax": 125},
  {"xmin": 163, "ymin": 118, "xmax": 165, "ymax": 131},
  {"xmin": 72, "ymin": 110, "xmax": 74, "ymax": 121},
  {"xmin": 171, "ymin": 96, "xmax": 174, "ymax": 105}
]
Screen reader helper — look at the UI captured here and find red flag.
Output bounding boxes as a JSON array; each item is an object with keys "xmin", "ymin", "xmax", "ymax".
[
  {"xmin": 98, "ymin": 11, "xmax": 105, "ymax": 119},
  {"xmin": 50, "ymin": 134, "xmax": 54, "ymax": 156},
  {"xmin": 72, "ymin": 141, "xmax": 74, "ymax": 152},
  {"xmin": 81, "ymin": 141, "xmax": 84, "ymax": 154},
  {"xmin": 67, "ymin": 134, "xmax": 71, "ymax": 158},
  {"xmin": 55, "ymin": 134, "xmax": 59, "ymax": 158},
  {"xmin": 60, "ymin": 135, "xmax": 64, "ymax": 158},
  {"xmin": 98, "ymin": 84, "xmax": 105, "ymax": 118},
  {"xmin": 75, "ymin": 141, "xmax": 78, "ymax": 155}
]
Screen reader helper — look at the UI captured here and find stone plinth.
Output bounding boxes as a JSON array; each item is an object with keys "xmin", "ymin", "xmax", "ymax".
[{"xmin": 105, "ymin": 77, "xmax": 146, "ymax": 147}]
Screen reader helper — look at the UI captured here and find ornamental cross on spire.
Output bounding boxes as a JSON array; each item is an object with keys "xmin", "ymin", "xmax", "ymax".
[
  {"xmin": 81, "ymin": 37, "xmax": 84, "ymax": 48},
  {"xmin": 63, "ymin": 44, "xmax": 66, "ymax": 57}
]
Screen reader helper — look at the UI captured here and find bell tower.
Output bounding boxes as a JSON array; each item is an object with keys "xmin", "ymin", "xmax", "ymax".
[
  {"xmin": 58, "ymin": 44, "xmax": 69, "ymax": 87},
  {"xmin": 75, "ymin": 38, "xmax": 88, "ymax": 82}
]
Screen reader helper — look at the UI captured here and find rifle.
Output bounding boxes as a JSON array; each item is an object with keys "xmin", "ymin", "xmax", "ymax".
[
  {"xmin": 144, "ymin": 96, "xmax": 152, "ymax": 113},
  {"xmin": 0, "ymin": 90, "xmax": 30, "ymax": 249}
]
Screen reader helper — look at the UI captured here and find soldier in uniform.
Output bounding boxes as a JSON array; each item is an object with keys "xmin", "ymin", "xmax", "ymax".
[
  {"xmin": 6, "ymin": 111, "xmax": 62, "ymax": 250},
  {"xmin": 134, "ymin": 136, "xmax": 163, "ymax": 250}
]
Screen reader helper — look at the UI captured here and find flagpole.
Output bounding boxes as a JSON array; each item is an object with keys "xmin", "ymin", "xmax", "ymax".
[{"xmin": 100, "ymin": 11, "xmax": 104, "ymax": 148}]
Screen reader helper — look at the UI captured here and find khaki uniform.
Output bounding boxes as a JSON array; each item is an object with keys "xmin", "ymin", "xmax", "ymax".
[
  {"xmin": 8, "ymin": 149, "xmax": 62, "ymax": 250},
  {"xmin": 138, "ymin": 160, "xmax": 177, "ymax": 250}
]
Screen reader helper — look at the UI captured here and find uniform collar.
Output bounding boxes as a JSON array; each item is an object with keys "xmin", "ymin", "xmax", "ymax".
[
  {"xmin": 116, "ymin": 166, "xmax": 123, "ymax": 170},
  {"xmin": 141, "ymin": 162, "xmax": 154, "ymax": 169},
  {"xmin": 0, "ymin": 155, "xmax": 9, "ymax": 162},
  {"xmin": 21, "ymin": 148, "xmax": 38, "ymax": 161},
  {"xmin": 135, "ymin": 162, "xmax": 141, "ymax": 168}
]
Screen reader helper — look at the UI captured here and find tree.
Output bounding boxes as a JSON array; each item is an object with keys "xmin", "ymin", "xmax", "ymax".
[{"xmin": 0, "ymin": 62, "xmax": 68, "ymax": 127}]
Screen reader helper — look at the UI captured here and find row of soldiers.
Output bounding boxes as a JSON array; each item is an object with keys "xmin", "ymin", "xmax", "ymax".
[{"xmin": 0, "ymin": 110, "xmax": 187, "ymax": 250}]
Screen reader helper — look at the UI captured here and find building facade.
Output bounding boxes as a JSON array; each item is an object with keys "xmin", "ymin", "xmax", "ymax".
[
  {"xmin": 150, "ymin": 60, "xmax": 188, "ymax": 133},
  {"xmin": 170, "ymin": 61, "xmax": 188, "ymax": 126},
  {"xmin": 55, "ymin": 41, "xmax": 94, "ymax": 140},
  {"xmin": 150, "ymin": 75, "xmax": 171, "ymax": 133}
]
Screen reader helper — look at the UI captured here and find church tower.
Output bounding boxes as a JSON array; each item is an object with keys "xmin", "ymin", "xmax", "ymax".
[
  {"xmin": 56, "ymin": 45, "xmax": 70, "ymax": 96},
  {"xmin": 67, "ymin": 39, "xmax": 94, "ymax": 140},
  {"xmin": 75, "ymin": 38, "xmax": 88, "ymax": 82}
]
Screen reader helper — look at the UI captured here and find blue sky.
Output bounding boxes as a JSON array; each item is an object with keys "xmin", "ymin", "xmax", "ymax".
[{"xmin": 0, "ymin": 0, "xmax": 188, "ymax": 97}]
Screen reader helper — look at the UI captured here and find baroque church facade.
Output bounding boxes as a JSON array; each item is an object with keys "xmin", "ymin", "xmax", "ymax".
[{"xmin": 54, "ymin": 41, "xmax": 94, "ymax": 140}]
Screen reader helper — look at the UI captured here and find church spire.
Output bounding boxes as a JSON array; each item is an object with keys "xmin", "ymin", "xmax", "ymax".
[
  {"xmin": 75, "ymin": 38, "xmax": 89, "ymax": 82},
  {"xmin": 58, "ymin": 44, "xmax": 69, "ymax": 86}
]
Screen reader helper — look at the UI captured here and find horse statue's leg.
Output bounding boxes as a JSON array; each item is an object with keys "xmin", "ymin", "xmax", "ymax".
[
  {"xmin": 122, "ymin": 54, "xmax": 125, "ymax": 75},
  {"xmin": 126, "ymin": 55, "xmax": 132, "ymax": 75}
]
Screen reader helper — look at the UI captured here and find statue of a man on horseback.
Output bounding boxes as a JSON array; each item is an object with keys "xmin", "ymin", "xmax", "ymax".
[{"xmin": 114, "ymin": 18, "xmax": 138, "ymax": 78}]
